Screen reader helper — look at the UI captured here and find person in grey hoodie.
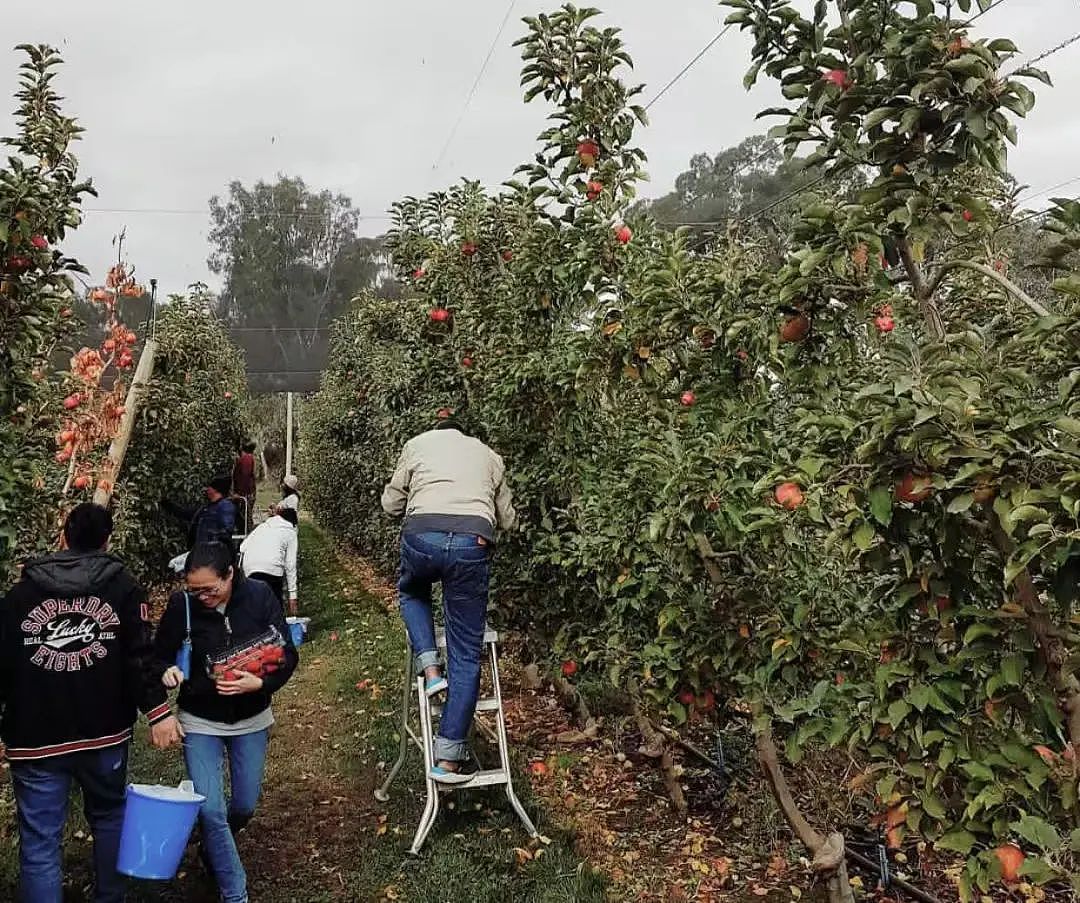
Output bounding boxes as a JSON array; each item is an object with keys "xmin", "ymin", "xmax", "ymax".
[
  {"xmin": 381, "ymin": 418, "xmax": 516, "ymax": 785},
  {"xmin": 0, "ymin": 503, "xmax": 183, "ymax": 903}
]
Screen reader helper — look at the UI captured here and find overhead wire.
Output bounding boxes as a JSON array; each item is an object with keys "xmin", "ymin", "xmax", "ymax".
[
  {"xmin": 430, "ymin": 0, "xmax": 519, "ymax": 173},
  {"xmin": 81, "ymin": 207, "xmax": 392, "ymax": 221},
  {"xmin": 962, "ymin": 0, "xmax": 1009, "ymax": 25},
  {"xmin": 643, "ymin": 25, "xmax": 734, "ymax": 111},
  {"xmin": 1006, "ymin": 29, "xmax": 1080, "ymax": 75}
]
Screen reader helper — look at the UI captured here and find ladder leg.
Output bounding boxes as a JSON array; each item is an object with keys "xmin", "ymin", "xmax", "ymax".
[
  {"xmin": 375, "ymin": 644, "xmax": 414, "ymax": 802},
  {"xmin": 489, "ymin": 641, "xmax": 538, "ymax": 838},
  {"xmin": 409, "ymin": 675, "xmax": 440, "ymax": 855}
]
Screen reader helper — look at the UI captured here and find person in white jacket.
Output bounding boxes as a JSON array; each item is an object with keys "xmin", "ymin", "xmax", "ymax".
[{"xmin": 239, "ymin": 509, "xmax": 299, "ymax": 614}]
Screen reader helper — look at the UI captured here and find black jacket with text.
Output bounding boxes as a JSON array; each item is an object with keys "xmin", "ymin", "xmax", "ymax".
[{"xmin": 0, "ymin": 551, "xmax": 171, "ymax": 761}]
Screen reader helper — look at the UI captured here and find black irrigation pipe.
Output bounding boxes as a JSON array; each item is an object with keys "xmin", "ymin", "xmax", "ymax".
[{"xmin": 845, "ymin": 847, "xmax": 942, "ymax": 903}]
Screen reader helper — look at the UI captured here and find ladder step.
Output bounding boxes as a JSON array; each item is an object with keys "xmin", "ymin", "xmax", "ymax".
[
  {"xmin": 436, "ymin": 769, "xmax": 509, "ymax": 790},
  {"xmin": 435, "ymin": 628, "xmax": 499, "ymax": 648},
  {"xmin": 429, "ymin": 698, "xmax": 500, "ymax": 716}
]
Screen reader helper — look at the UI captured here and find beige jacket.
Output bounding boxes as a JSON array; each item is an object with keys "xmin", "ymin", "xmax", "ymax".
[{"xmin": 381, "ymin": 428, "xmax": 516, "ymax": 539}]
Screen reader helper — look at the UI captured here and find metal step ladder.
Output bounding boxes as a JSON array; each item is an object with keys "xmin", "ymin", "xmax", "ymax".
[{"xmin": 374, "ymin": 626, "xmax": 538, "ymax": 855}]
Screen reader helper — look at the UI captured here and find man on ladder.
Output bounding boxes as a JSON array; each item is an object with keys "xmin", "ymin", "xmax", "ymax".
[{"xmin": 381, "ymin": 414, "xmax": 516, "ymax": 785}]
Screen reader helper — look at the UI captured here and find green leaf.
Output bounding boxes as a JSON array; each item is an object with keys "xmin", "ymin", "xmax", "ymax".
[
  {"xmin": 888, "ymin": 698, "xmax": 912, "ymax": 727},
  {"xmin": 1017, "ymin": 857, "xmax": 1060, "ymax": 885},
  {"xmin": 963, "ymin": 623, "xmax": 998, "ymax": 644},
  {"xmin": 869, "ymin": 486, "xmax": 893, "ymax": 526},
  {"xmin": 948, "ymin": 493, "xmax": 975, "ymax": 514},
  {"xmin": 863, "ymin": 106, "xmax": 896, "ymax": 130},
  {"xmin": 743, "ymin": 61, "xmax": 762, "ymax": 91},
  {"xmin": 853, "ymin": 522, "xmax": 875, "ymax": 551},
  {"xmin": 1001, "ymin": 653, "xmax": 1026, "ymax": 687},
  {"xmin": 906, "ymin": 684, "xmax": 931, "ymax": 712},
  {"xmin": 961, "ymin": 760, "xmax": 994, "ymax": 782},
  {"xmin": 936, "ymin": 829, "xmax": 977, "ymax": 854},
  {"xmin": 1055, "ymin": 417, "xmax": 1080, "ymax": 438},
  {"xmin": 1069, "ymin": 827, "xmax": 1080, "ymax": 852},
  {"xmin": 919, "ymin": 792, "xmax": 948, "ymax": 820},
  {"xmin": 1012, "ymin": 815, "xmax": 1062, "ymax": 853}
]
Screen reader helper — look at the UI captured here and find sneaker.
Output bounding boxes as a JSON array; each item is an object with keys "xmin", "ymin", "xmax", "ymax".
[
  {"xmin": 425, "ymin": 676, "xmax": 448, "ymax": 698},
  {"xmin": 429, "ymin": 760, "xmax": 479, "ymax": 785}
]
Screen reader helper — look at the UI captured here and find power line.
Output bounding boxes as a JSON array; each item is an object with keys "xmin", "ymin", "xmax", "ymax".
[
  {"xmin": 1016, "ymin": 175, "xmax": 1080, "ymax": 205},
  {"xmin": 963, "ymin": 0, "xmax": 1009, "ymax": 25},
  {"xmin": 1006, "ymin": 29, "xmax": 1080, "ymax": 75},
  {"xmin": 644, "ymin": 25, "xmax": 733, "ymax": 111},
  {"xmin": 736, "ymin": 172, "xmax": 833, "ymax": 224},
  {"xmin": 82, "ymin": 207, "xmax": 392, "ymax": 221},
  {"xmin": 431, "ymin": 0, "xmax": 518, "ymax": 173}
]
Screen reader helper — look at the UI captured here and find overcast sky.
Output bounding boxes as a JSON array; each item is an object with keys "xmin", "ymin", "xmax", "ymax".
[{"xmin": 3, "ymin": 0, "xmax": 1077, "ymax": 297}]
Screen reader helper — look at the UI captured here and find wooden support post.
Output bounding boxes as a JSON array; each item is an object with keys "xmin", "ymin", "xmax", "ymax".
[
  {"xmin": 93, "ymin": 339, "xmax": 158, "ymax": 507},
  {"xmin": 285, "ymin": 391, "xmax": 294, "ymax": 476}
]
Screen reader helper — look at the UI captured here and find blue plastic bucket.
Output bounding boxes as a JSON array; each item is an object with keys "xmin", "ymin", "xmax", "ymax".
[
  {"xmin": 116, "ymin": 781, "xmax": 205, "ymax": 880},
  {"xmin": 287, "ymin": 617, "xmax": 310, "ymax": 647}
]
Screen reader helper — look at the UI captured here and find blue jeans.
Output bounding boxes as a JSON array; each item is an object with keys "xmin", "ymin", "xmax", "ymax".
[
  {"xmin": 10, "ymin": 743, "xmax": 129, "ymax": 903},
  {"xmin": 183, "ymin": 729, "xmax": 270, "ymax": 903},
  {"xmin": 398, "ymin": 531, "xmax": 491, "ymax": 762}
]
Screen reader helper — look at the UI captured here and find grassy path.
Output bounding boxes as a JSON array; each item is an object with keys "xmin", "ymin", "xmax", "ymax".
[{"xmin": 0, "ymin": 522, "xmax": 604, "ymax": 902}]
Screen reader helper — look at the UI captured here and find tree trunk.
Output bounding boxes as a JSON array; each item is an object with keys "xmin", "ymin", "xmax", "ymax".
[{"xmin": 755, "ymin": 715, "xmax": 855, "ymax": 903}]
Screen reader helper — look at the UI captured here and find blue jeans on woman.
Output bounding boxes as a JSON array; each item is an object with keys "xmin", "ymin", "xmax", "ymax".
[
  {"xmin": 397, "ymin": 531, "xmax": 491, "ymax": 763},
  {"xmin": 10, "ymin": 744, "xmax": 129, "ymax": 903},
  {"xmin": 183, "ymin": 728, "xmax": 269, "ymax": 903}
]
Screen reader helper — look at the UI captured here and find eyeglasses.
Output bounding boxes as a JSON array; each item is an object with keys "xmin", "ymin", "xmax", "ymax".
[{"xmin": 188, "ymin": 580, "xmax": 226, "ymax": 600}]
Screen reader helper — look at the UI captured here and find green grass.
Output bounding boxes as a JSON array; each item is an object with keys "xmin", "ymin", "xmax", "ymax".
[{"xmin": 0, "ymin": 522, "xmax": 605, "ymax": 902}]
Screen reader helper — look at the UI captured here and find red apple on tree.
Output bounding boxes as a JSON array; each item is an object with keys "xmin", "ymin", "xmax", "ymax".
[
  {"xmin": 577, "ymin": 139, "xmax": 599, "ymax": 167},
  {"xmin": 895, "ymin": 471, "xmax": 933, "ymax": 503},
  {"xmin": 780, "ymin": 313, "xmax": 811, "ymax": 343},
  {"xmin": 501, "ymin": 250, "xmax": 514, "ymax": 262},
  {"xmin": 429, "ymin": 307, "xmax": 450, "ymax": 323},
  {"xmin": 775, "ymin": 482, "xmax": 804, "ymax": 510},
  {"xmin": 962, "ymin": 209, "xmax": 974, "ymax": 222},
  {"xmin": 561, "ymin": 660, "xmax": 578, "ymax": 677},
  {"xmin": 680, "ymin": 390, "xmax": 696, "ymax": 407},
  {"xmin": 462, "ymin": 356, "xmax": 474, "ymax": 368},
  {"xmin": 30, "ymin": 235, "xmax": 49, "ymax": 250},
  {"xmin": 874, "ymin": 315, "xmax": 895, "ymax": 333},
  {"xmin": 62, "ymin": 394, "xmax": 81, "ymax": 410},
  {"xmin": 586, "ymin": 180, "xmax": 603, "ymax": 201},
  {"xmin": 677, "ymin": 688, "xmax": 696, "ymax": 707},
  {"xmin": 822, "ymin": 68, "xmax": 853, "ymax": 90},
  {"xmin": 462, "ymin": 242, "xmax": 478, "ymax": 257},
  {"xmin": 614, "ymin": 225, "xmax": 632, "ymax": 245}
]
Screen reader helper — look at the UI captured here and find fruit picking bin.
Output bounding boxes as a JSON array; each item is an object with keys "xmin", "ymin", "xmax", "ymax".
[{"xmin": 206, "ymin": 626, "xmax": 286, "ymax": 681}]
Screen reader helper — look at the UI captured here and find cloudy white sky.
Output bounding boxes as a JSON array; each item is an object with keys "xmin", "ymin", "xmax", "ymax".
[{"xmin": 3, "ymin": 0, "xmax": 1078, "ymax": 297}]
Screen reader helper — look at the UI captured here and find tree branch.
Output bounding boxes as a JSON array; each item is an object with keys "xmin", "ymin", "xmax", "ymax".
[
  {"xmin": 925, "ymin": 258, "xmax": 1052, "ymax": 318},
  {"xmin": 896, "ymin": 237, "xmax": 946, "ymax": 341},
  {"xmin": 754, "ymin": 711, "xmax": 855, "ymax": 903}
]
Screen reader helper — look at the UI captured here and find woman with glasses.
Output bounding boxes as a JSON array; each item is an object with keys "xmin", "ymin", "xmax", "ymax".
[{"xmin": 154, "ymin": 542, "xmax": 297, "ymax": 903}]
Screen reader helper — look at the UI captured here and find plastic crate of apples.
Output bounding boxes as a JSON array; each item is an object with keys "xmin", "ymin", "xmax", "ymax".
[{"xmin": 207, "ymin": 627, "xmax": 287, "ymax": 681}]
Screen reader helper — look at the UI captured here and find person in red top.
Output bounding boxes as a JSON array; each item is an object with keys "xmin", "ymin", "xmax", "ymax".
[{"xmin": 232, "ymin": 441, "xmax": 257, "ymax": 534}]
